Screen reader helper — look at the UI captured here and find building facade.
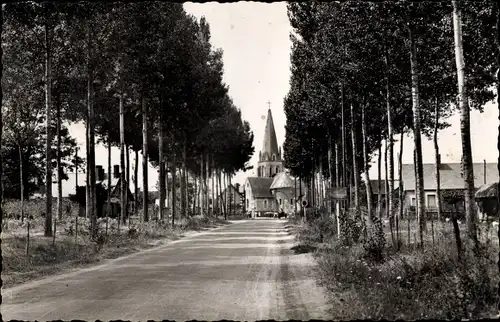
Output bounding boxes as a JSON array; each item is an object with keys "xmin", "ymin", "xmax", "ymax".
[{"xmin": 244, "ymin": 106, "xmax": 306, "ymax": 217}]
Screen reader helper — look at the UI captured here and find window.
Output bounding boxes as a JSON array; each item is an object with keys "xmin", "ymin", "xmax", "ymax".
[
  {"xmin": 269, "ymin": 167, "xmax": 272, "ymax": 177},
  {"xmin": 273, "ymin": 155, "xmax": 276, "ymax": 161},
  {"xmin": 264, "ymin": 200, "xmax": 268, "ymax": 208},
  {"xmin": 279, "ymin": 199, "xmax": 282, "ymax": 205},
  {"xmin": 411, "ymin": 197, "xmax": 416, "ymax": 206},
  {"xmin": 276, "ymin": 166, "xmax": 279, "ymax": 174},
  {"xmin": 246, "ymin": 199, "xmax": 249, "ymax": 208},
  {"xmin": 290, "ymin": 199, "xmax": 293, "ymax": 204},
  {"xmin": 427, "ymin": 194, "xmax": 436, "ymax": 207}
]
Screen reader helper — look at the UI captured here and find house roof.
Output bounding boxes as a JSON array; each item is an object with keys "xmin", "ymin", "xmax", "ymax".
[
  {"xmin": 401, "ymin": 163, "xmax": 498, "ymax": 191},
  {"xmin": 270, "ymin": 172, "xmax": 295, "ymax": 190},
  {"xmin": 246, "ymin": 177, "xmax": 274, "ymax": 198},
  {"xmin": 220, "ymin": 184, "xmax": 243, "ymax": 197},
  {"xmin": 475, "ymin": 182, "xmax": 498, "ymax": 199}
]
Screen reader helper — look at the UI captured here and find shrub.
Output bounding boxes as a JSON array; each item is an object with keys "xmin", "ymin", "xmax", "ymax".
[
  {"xmin": 314, "ymin": 238, "xmax": 498, "ymax": 320},
  {"xmin": 362, "ymin": 216, "xmax": 386, "ymax": 263}
]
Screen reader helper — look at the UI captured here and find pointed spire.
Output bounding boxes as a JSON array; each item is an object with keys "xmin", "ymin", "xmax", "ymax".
[{"xmin": 261, "ymin": 106, "xmax": 279, "ymax": 161}]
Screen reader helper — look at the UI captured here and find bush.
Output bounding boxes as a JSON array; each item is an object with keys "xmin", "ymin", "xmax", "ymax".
[{"xmin": 362, "ymin": 216, "xmax": 386, "ymax": 263}]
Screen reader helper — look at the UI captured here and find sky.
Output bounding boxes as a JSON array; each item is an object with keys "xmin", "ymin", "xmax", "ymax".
[{"xmin": 63, "ymin": 2, "xmax": 499, "ymax": 197}]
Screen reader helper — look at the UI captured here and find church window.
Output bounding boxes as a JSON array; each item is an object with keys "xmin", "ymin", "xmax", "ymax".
[
  {"xmin": 273, "ymin": 155, "xmax": 276, "ymax": 161},
  {"xmin": 279, "ymin": 199, "xmax": 282, "ymax": 205},
  {"xmin": 290, "ymin": 199, "xmax": 293, "ymax": 204},
  {"xmin": 246, "ymin": 199, "xmax": 249, "ymax": 208}
]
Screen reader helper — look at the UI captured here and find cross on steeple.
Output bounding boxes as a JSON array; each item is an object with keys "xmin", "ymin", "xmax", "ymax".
[{"xmin": 267, "ymin": 100, "xmax": 271, "ymax": 110}]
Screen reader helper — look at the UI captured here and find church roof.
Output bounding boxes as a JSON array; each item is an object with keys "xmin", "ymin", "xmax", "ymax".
[
  {"xmin": 261, "ymin": 108, "xmax": 279, "ymax": 159},
  {"xmin": 270, "ymin": 172, "xmax": 294, "ymax": 190},
  {"xmin": 247, "ymin": 177, "xmax": 274, "ymax": 198}
]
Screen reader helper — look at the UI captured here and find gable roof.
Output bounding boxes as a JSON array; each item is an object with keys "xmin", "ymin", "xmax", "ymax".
[
  {"xmin": 220, "ymin": 184, "xmax": 243, "ymax": 197},
  {"xmin": 270, "ymin": 172, "xmax": 295, "ymax": 190},
  {"xmin": 246, "ymin": 177, "xmax": 274, "ymax": 198},
  {"xmin": 401, "ymin": 163, "xmax": 498, "ymax": 191}
]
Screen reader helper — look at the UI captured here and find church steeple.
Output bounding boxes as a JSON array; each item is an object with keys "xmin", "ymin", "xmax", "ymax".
[
  {"xmin": 257, "ymin": 103, "xmax": 283, "ymax": 178},
  {"xmin": 261, "ymin": 106, "xmax": 280, "ymax": 162}
]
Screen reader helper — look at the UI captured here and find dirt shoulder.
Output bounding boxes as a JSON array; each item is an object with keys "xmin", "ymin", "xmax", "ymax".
[{"xmin": 2, "ymin": 217, "xmax": 231, "ymax": 288}]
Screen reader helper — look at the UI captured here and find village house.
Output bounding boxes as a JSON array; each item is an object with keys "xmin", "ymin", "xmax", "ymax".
[{"xmin": 398, "ymin": 161, "xmax": 498, "ymax": 218}]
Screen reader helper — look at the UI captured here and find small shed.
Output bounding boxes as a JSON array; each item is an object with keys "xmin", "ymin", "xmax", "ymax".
[{"xmin": 475, "ymin": 182, "xmax": 498, "ymax": 221}]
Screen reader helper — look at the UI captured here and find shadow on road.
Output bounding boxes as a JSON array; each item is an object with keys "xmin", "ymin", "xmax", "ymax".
[{"xmin": 291, "ymin": 244, "xmax": 317, "ymax": 254}]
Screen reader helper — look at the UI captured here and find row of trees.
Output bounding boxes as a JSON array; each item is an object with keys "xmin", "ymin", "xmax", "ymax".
[
  {"xmin": 0, "ymin": 2, "xmax": 254, "ymax": 237},
  {"xmin": 283, "ymin": 1, "xmax": 498, "ymax": 251}
]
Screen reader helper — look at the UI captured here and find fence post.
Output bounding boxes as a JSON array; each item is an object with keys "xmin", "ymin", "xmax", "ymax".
[
  {"xmin": 53, "ymin": 218, "xmax": 56, "ymax": 247},
  {"xmin": 26, "ymin": 221, "xmax": 30, "ymax": 257}
]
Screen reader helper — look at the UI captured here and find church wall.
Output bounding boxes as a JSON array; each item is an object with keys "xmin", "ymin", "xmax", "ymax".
[
  {"xmin": 254, "ymin": 198, "xmax": 278, "ymax": 214},
  {"xmin": 273, "ymin": 189, "xmax": 296, "ymax": 214}
]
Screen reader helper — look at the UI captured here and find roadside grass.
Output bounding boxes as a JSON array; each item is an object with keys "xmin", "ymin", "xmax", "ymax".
[
  {"xmin": 292, "ymin": 211, "xmax": 499, "ymax": 320},
  {"xmin": 2, "ymin": 202, "xmax": 230, "ymax": 288}
]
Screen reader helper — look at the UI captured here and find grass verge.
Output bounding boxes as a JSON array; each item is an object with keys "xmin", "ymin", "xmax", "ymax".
[
  {"xmin": 2, "ymin": 215, "xmax": 230, "ymax": 288},
  {"xmin": 291, "ymin": 211, "xmax": 499, "ymax": 320}
]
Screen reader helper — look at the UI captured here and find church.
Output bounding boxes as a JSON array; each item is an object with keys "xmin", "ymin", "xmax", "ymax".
[{"xmin": 244, "ymin": 106, "xmax": 305, "ymax": 218}]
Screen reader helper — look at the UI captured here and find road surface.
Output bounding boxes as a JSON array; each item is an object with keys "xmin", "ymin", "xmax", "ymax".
[{"xmin": 2, "ymin": 219, "xmax": 332, "ymax": 321}]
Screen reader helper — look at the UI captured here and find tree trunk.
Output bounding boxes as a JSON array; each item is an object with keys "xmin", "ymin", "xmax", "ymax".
[
  {"xmin": 434, "ymin": 100, "xmax": 443, "ymax": 223},
  {"xmin": 495, "ymin": 2, "xmax": 500, "ymax": 312},
  {"xmin": 119, "ymin": 63, "xmax": 126, "ymax": 227},
  {"xmin": 341, "ymin": 83, "xmax": 346, "ymax": 189},
  {"xmin": 126, "ymin": 144, "xmax": 130, "ymax": 224},
  {"xmin": 327, "ymin": 133, "xmax": 333, "ymax": 217},
  {"xmin": 408, "ymin": 22, "xmax": 427, "ymax": 240},
  {"xmin": 452, "ymin": 0, "xmax": 479, "ymax": 247},
  {"xmin": 0, "ymin": 7, "xmax": 4, "ymax": 235},
  {"xmin": 192, "ymin": 171, "xmax": 197, "ymax": 215},
  {"xmin": 134, "ymin": 149, "xmax": 138, "ymax": 217},
  {"xmin": 385, "ymin": 137, "xmax": 389, "ymax": 219},
  {"xmin": 142, "ymin": 95, "xmax": 148, "ymax": 222},
  {"xmin": 87, "ymin": 25, "xmax": 97, "ymax": 236},
  {"xmin": 183, "ymin": 140, "xmax": 187, "ymax": 216},
  {"xmin": 44, "ymin": 21, "xmax": 53, "ymax": 237},
  {"xmin": 398, "ymin": 132, "xmax": 404, "ymax": 221},
  {"xmin": 158, "ymin": 117, "xmax": 165, "ymax": 221},
  {"xmin": 56, "ymin": 99, "xmax": 62, "ymax": 221},
  {"xmin": 378, "ymin": 143, "xmax": 382, "ymax": 216},
  {"xmin": 361, "ymin": 103, "xmax": 373, "ymax": 226},
  {"xmin": 223, "ymin": 171, "xmax": 228, "ymax": 218},
  {"xmin": 386, "ymin": 50, "xmax": 395, "ymax": 225},
  {"xmin": 350, "ymin": 104, "xmax": 359, "ymax": 210},
  {"xmin": 294, "ymin": 176, "xmax": 297, "ymax": 215},
  {"xmin": 217, "ymin": 169, "xmax": 222, "ymax": 215},
  {"xmin": 205, "ymin": 153, "xmax": 209, "ymax": 216},
  {"xmin": 212, "ymin": 156, "xmax": 215, "ymax": 217},
  {"xmin": 107, "ymin": 137, "xmax": 111, "ymax": 217},
  {"xmin": 85, "ymin": 118, "xmax": 90, "ymax": 221},
  {"xmin": 180, "ymin": 138, "xmax": 185, "ymax": 216},
  {"xmin": 172, "ymin": 145, "xmax": 176, "ymax": 227},
  {"xmin": 199, "ymin": 153, "xmax": 204, "ymax": 215},
  {"xmin": 19, "ymin": 145, "xmax": 24, "ymax": 222}
]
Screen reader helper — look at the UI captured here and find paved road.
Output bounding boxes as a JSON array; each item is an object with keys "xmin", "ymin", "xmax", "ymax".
[{"xmin": 2, "ymin": 219, "xmax": 332, "ymax": 321}]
